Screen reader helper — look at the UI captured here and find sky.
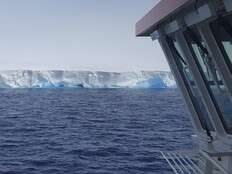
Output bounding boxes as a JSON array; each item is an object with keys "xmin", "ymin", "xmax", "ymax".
[{"xmin": 0, "ymin": 0, "xmax": 169, "ymax": 72}]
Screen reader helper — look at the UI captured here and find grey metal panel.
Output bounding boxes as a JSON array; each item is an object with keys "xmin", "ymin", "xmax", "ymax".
[
  {"xmin": 136, "ymin": 0, "xmax": 193, "ymax": 36},
  {"xmin": 151, "ymin": 20, "xmax": 181, "ymax": 40},
  {"xmin": 158, "ymin": 32, "xmax": 204, "ymax": 136},
  {"xmin": 200, "ymin": 151, "xmax": 230, "ymax": 174},
  {"xmin": 184, "ymin": 4, "xmax": 213, "ymax": 26},
  {"xmin": 150, "ymin": 30, "xmax": 160, "ymax": 41},
  {"xmin": 164, "ymin": 20, "xmax": 180, "ymax": 34},
  {"xmin": 224, "ymin": 0, "xmax": 232, "ymax": 12},
  {"xmin": 175, "ymin": 31, "xmax": 227, "ymax": 137}
]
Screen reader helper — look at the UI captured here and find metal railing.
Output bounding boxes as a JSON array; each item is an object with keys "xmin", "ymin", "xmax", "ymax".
[
  {"xmin": 161, "ymin": 151, "xmax": 204, "ymax": 174},
  {"xmin": 161, "ymin": 150, "xmax": 231, "ymax": 174}
]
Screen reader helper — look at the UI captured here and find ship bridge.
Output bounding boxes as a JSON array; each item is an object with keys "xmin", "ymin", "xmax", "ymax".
[{"xmin": 136, "ymin": 0, "xmax": 232, "ymax": 173}]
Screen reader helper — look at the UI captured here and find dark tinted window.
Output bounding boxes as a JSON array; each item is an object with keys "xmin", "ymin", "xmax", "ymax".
[
  {"xmin": 210, "ymin": 14, "xmax": 232, "ymax": 72},
  {"xmin": 185, "ymin": 28, "xmax": 232, "ymax": 134},
  {"xmin": 166, "ymin": 35, "xmax": 214, "ymax": 132}
]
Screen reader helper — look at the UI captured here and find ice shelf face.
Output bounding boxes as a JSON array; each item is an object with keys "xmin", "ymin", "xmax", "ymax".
[{"xmin": 0, "ymin": 70, "xmax": 176, "ymax": 89}]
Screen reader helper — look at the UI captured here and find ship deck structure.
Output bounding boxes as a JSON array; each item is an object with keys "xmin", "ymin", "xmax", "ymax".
[{"xmin": 136, "ymin": 0, "xmax": 232, "ymax": 173}]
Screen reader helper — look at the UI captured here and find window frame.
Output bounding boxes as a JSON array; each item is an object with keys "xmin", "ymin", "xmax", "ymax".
[
  {"xmin": 171, "ymin": 27, "xmax": 227, "ymax": 138},
  {"xmin": 197, "ymin": 15, "xmax": 232, "ymax": 137},
  {"xmin": 157, "ymin": 32, "xmax": 207, "ymax": 138},
  {"xmin": 184, "ymin": 26, "xmax": 232, "ymax": 135},
  {"xmin": 166, "ymin": 33, "xmax": 215, "ymax": 133},
  {"xmin": 156, "ymin": 29, "xmax": 222, "ymax": 142}
]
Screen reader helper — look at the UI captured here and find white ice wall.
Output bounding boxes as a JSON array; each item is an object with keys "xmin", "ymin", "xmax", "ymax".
[{"xmin": 0, "ymin": 70, "xmax": 176, "ymax": 89}]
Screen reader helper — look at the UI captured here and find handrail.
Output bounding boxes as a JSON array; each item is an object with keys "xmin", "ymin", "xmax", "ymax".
[
  {"xmin": 167, "ymin": 152, "xmax": 185, "ymax": 174},
  {"xmin": 184, "ymin": 155, "xmax": 204, "ymax": 174},
  {"xmin": 161, "ymin": 151, "xmax": 179, "ymax": 174},
  {"xmin": 172, "ymin": 153, "xmax": 191, "ymax": 174},
  {"xmin": 161, "ymin": 151, "xmax": 204, "ymax": 174},
  {"xmin": 161, "ymin": 150, "xmax": 232, "ymax": 174}
]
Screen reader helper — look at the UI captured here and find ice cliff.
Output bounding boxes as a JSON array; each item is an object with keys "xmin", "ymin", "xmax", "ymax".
[{"xmin": 0, "ymin": 70, "xmax": 176, "ymax": 89}]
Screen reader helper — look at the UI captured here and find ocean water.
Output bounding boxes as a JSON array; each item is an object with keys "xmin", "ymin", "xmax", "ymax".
[{"xmin": 0, "ymin": 89, "xmax": 194, "ymax": 174}]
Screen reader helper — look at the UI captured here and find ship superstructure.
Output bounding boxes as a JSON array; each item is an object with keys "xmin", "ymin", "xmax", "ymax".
[{"xmin": 136, "ymin": 0, "xmax": 232, "ymax": 173}]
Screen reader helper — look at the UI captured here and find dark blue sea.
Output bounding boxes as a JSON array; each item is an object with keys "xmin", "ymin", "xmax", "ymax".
[{"xmin": 0, "ymin": 89, "xmax": 194, "ymax": 174}]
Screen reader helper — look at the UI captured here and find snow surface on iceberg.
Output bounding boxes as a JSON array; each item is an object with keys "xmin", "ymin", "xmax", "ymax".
[{"xmin": 0, "ymin": 70, "xmax": 176, "ymax": 89}]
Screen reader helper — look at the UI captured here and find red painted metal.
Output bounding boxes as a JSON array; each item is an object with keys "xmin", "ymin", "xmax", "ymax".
[{"xmin": 136, "ymin": 0, "xmax": 193, "ymax": 36}]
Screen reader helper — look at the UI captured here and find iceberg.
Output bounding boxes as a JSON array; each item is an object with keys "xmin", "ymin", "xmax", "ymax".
[{"xmin": 0, "ymin": 70, "xmax": 176, "ymax": 89}]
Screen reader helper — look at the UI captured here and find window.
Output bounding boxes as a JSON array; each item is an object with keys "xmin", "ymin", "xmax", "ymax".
[
  {"xmin": 166, "ymin": 35, "xmax": 214, "ymax": 132},
  {"xmin": 210, "ymin": 14, "xmax": 232, "ymax": 72},
  {"xmin": 185, "ymin": 27, "xmax": 232, "ymax": 134}
]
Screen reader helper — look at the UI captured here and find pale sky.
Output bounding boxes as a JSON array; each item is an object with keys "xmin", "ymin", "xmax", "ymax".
[{"xmin": 0, "ymin": 0, "xmax": 169, "ymax": 72}]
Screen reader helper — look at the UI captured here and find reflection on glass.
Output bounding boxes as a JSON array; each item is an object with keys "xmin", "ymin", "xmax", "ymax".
[
  {"xmin": 185, "ymin": 28, "xmax": 232, "ymax": 134},
  {"xmin": 210, "ymin": 14, "xmax": 232, "ymax": 71},
  {"xmin": 166, "ymin": 35, "xmax": 214, "ymax": 132}
]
